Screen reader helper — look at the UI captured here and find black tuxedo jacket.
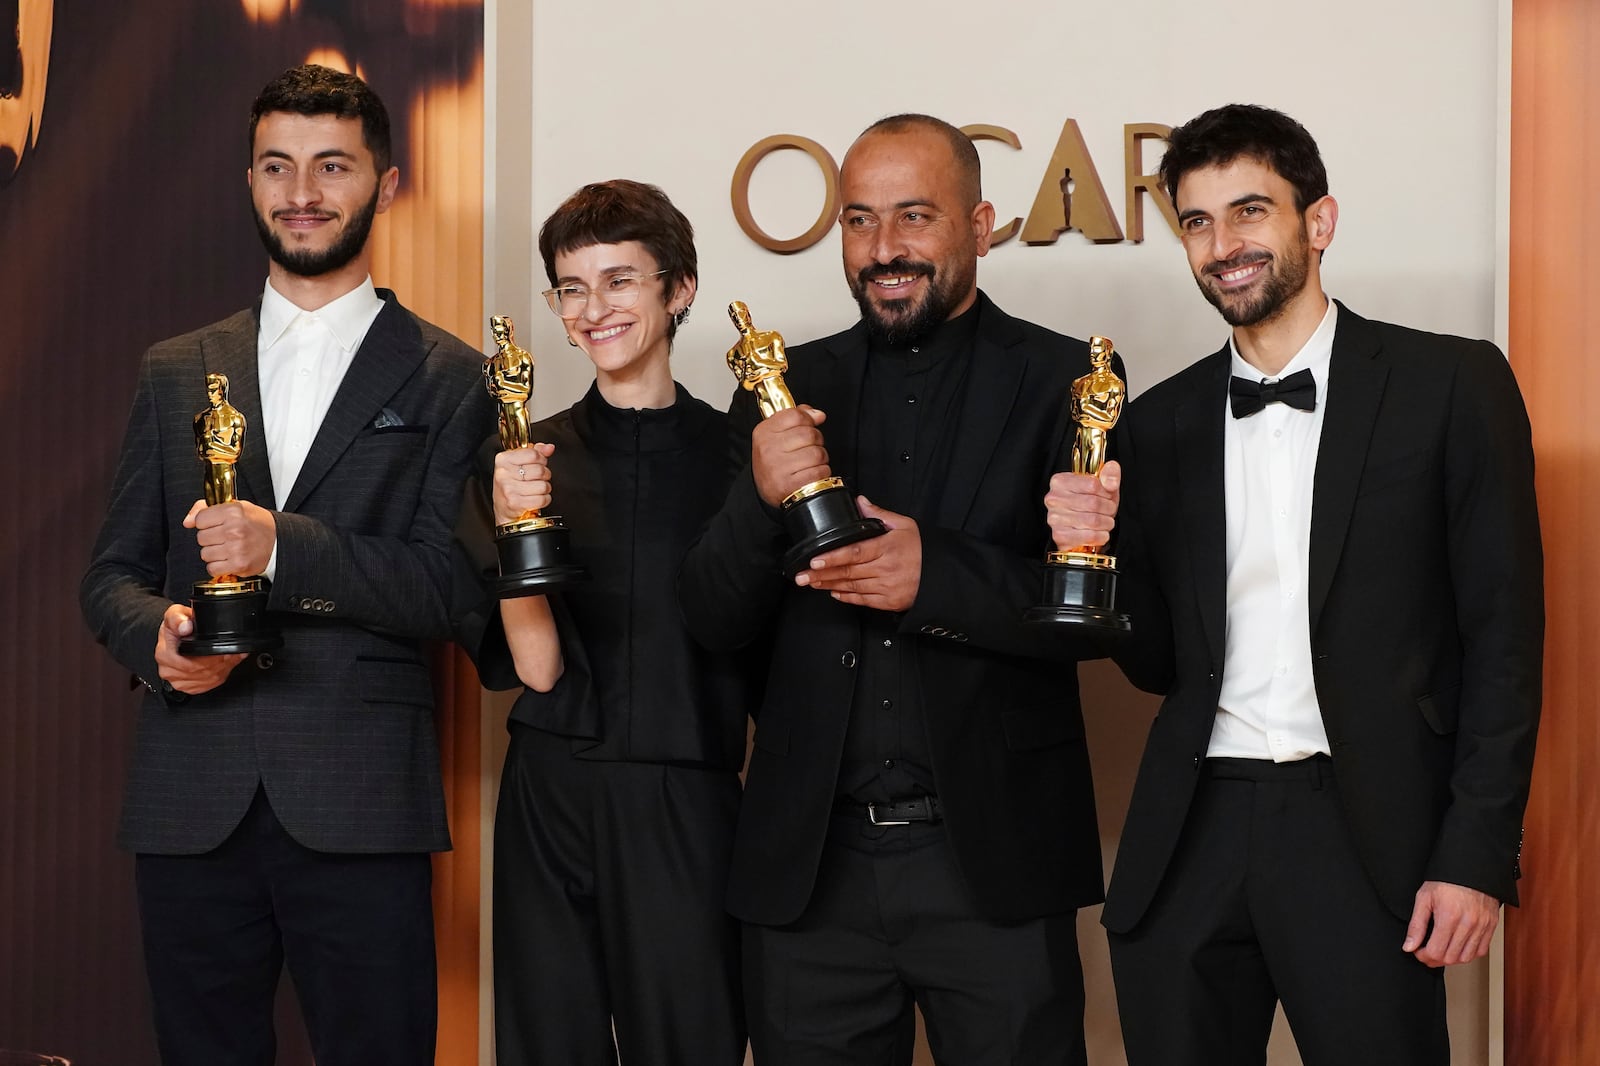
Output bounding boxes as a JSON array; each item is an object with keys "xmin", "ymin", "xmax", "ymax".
[
  {"xmin": 679, "ymin": 292, "xmax": 1107, "ymax": 926},
  {"xmin": 1103, "ymin": 303, "xmax": 1542, "ymax": 933},
  {"xmin": 81, "ymin": 291, "xmax": 493, "ymax": 855}
]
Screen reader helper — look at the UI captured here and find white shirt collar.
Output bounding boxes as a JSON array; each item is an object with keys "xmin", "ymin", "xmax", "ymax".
[
  {"xmin": 1228, "ymin": 297, "xmax": 1338, "ymax": 384},
  {"xmin": 258, "ymin": 276, "xmax": 384, "ymax": 352}
]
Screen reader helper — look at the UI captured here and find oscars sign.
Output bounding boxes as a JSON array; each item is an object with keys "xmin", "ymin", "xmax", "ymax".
[{"xmin": 731, "ymin": 120, "xmax": 1179, "ymax": 253}]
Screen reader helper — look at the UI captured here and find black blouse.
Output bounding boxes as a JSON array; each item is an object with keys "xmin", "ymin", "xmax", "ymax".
[{"xmin": 463, "ymin": 382, "xmax": 759, "ymax": 770}]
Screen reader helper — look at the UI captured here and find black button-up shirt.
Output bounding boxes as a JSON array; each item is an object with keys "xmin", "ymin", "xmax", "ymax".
[{"xmin": 836, "ymin": 302, "xmax": 979, "ymax": 802}]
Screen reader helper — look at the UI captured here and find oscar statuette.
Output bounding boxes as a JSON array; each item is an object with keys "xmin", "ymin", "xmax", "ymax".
[
  {"xmin": 179, "ymin": 373, "xmax": 284, "ymax": 655},
  {"xmin": 1025, "ymin": 335, "xmax": 1133, "ymax": 630},
  {"xmin": 726, "ymin": 300, "xmax": 886, "ymax": 577},
  {"xmin": 484, "ymin": 314, "xmax": 588, "ymax": 597}
]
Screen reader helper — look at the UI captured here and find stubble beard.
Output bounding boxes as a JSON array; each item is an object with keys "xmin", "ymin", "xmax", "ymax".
[
  {"xmin": 253, "ymin": 184, "xmax": 380, "ymax": 278},
  {"xmin": 1198, "ymin": 224, "xmax": 1312, "ymax": 329}
]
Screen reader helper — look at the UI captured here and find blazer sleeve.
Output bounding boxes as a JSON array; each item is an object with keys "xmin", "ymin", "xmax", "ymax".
[
  {"xmin": 1107, "ymin": 415, "xmax": 1177, "ymax": 694},
  {"xmin": 899, "ymin": 526, "xmax": 1105, "ymax": 665},
  {"xmin": 677, "ymin": 384, "xmax": 790, "ymax": 653},
  {"xmin": 1425, "ymin": 341, "xmax": 1543, "ymax": 902},
  {"xmin": 80, "ymin": 350, "xmax": 180, "ymax": 701},
  {"xmin": 269, "ymin": 367, "xmax": 494, "ymax": 640}
]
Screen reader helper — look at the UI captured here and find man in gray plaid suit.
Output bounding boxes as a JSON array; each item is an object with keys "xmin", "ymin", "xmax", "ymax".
[{"xmin": 80, "ymin": 64, "xmax": 491, "ymax": 1066}]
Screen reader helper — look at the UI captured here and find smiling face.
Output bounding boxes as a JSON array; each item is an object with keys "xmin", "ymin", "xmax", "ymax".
[
  {"xmin": 554, "ymin": 240, "xmax": 692, "ymax": 392},
  {"xmin": 838, "ymin": 126, "xmax": 993, "ymax": 347},
  {"xmin": 1175, "ymin": 156, "xmax": 1335, "ymax": 329},
  {"xmin": 248, "ymin": 111, "xmax": 398, "ymax": 283}
]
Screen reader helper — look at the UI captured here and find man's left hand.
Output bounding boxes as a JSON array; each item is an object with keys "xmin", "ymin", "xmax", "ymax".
[
  {"xmin": 1403, "ymin": 880, "xmax": 1501, "ymax": 967},
  {"xmin": 186, "ymin": 499, "xmax": 277, "ymax": 578},
  {"xmin": 796, "ymin": 497, "xmax": 920, "ymax": 612}
]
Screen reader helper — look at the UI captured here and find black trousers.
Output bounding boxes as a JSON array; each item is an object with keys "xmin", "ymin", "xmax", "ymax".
[
  {"xmin": 1108, "ymin": 756, "xmax": 1449, "ymax": 1066},
  {"xmin": 743, "ymin": 813, "xmax": 1087, "ymax": 1066},
  {"xmin": 492, "ymin": 723, "xmax": 745, "ymax": 1066},
  {"xmin": 134, "ymin": 786, "xmax": 437, "ymax": 1066}
]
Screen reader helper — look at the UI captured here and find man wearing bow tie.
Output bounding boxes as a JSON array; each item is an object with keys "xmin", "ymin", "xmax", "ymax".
[{"xmin": 1045, "ymin": 104, "xmax": 1542, "ymax": 1066}]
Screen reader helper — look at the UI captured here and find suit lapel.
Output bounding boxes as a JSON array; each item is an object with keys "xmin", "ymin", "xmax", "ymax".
[
  {"xmin": 1308, "ymin": 303, "xmax": 1389, "ymax": 636},
  {"xmin": 283, "ymin": 293, "xmax": 429, "ymax": 513},
  {"xmin": 1175, "ymin": 348, "xmax": 1231, "ymax": 668},
  {"xmin": 200, "ymin": 307, "xmax": 275, "ymax": 507},
  {"xmin": 934, "ymin": 298, "xmax": 1028, "ymax": 530},
  {"xmin": 816, "ymin": 326, "xmax": 868, "ymax": 484}
]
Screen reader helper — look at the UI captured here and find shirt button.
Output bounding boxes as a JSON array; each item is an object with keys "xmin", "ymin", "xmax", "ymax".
[
  {"xmin": 883, "ymin": 759, "xmax": 896, "ymax": 769},
  {"xmin": 299, "ymin": 367, "xmax": 311, "ymax": 377},
  {"xmin": 899, "ymin": 452, "xmax": 911, "ymax": 463},
  {"xmin": 882, "ymin": 638, "xmax": 893, "ymax": 648},
  {"xmin": 906, "ymin": 394, "xmax": 918, "ymax": 404},
  {"xmin": 881, "ymin": 698, "xmax": 893, "ymax": 710},
  {"xmin": 1274, "ymin": 429, "xmax": 1283, "ymax": 439},
  {"xmin": 910, "ymin": 346, "xmax": 920, "ymax": 354},
  {"xmin": 840, "ymin": 651, "xmax": 857, "ymax": 668}
]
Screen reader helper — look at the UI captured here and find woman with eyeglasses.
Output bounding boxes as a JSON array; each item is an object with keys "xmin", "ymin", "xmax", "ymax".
[{"xmin": 465, "ymin": 180, "xmax": 753, "ymax": 1065}]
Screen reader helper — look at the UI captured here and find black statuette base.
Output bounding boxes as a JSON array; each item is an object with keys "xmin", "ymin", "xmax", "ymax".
[
  {"xmin": 180, "ymin": 582, "xmax": 283, "ymax": 656},
  {"xmin": 779, "ymin": 482, "xmax": 887, "ymax": 578},
  {"xmin": 495, "ymin": 523, "xmax": 589, "ymax": 598},
  {"xmin": 1024, "ymin": 561, "xmax": 1132, "ymax": 631}
]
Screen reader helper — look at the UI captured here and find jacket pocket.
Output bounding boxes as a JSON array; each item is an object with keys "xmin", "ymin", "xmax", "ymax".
[
  {"xmin": 1417, "ymin": 682, "xmax": 1461, "ymax": 735},
  {"xmin": 1002, "ymin": 706, "xmax": 1085, "ymax": 752}
]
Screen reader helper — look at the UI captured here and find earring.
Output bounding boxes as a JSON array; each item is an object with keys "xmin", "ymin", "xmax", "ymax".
[
  {"xmin": 567, "ymin": 336, "xmax": 579, "ymax": 347},
  {"xmin": 673, "ymin": 305, "xmax": 691, "ymax": 327}
]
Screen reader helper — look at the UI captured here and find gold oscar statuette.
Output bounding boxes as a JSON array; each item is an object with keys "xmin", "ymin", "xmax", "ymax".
[
  {"xmin": 178, "ymin": 373, "xmax": 283, "ymax": 655},
  {"xmin": 726, "ymin": 300, "xmax": 886, "ymax": 577},
  {"xmin": 482, "ymin": 314, "xmax": 588, "ymax": 597},
  {"xmin": 1025, "ymin": 335, "xmax": 1132, "ymax": 630}
]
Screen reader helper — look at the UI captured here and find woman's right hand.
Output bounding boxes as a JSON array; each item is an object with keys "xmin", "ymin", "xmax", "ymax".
[{"xmin": 493, "ymin": 442, "xmax": 555, "ymax": 527}]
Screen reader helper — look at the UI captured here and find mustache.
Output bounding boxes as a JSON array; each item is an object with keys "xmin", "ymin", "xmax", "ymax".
[
  {"xmin": 857, "ymin": 257, "xmax": 935, "ymax": 290},
  {"xmin": 1202, "ymin": 251, "xmax": 1272, "ymax": 278}
]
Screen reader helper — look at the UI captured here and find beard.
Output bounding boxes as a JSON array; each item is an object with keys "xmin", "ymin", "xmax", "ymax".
[
  {"xmin": 849, "ymin": 256, "xmax": 969, "ymax": 348},
  {"xmin": 1196, "ymin": 225, "xmax": 1312, "ymax": 328},
  {"xmin": 253, "ymin": 184, "xmax": 380, "ymax": 278}
]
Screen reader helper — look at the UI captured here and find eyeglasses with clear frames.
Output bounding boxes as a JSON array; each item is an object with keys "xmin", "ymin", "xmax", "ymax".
[{"xmin": 541, "ymin": 270, "xmax": 669, "ymax": 319}]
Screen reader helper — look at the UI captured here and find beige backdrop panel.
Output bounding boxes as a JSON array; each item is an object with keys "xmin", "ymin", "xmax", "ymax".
[{"xmin": 485, "ymin": 1, "xmax": 1504, "ymax": 1063}]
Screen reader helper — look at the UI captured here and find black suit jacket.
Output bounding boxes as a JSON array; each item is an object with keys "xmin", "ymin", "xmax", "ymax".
[
  {"xmin": 81, "ymin": 291, "xmax": 493, "ymax": 855},
  {"xmin": 1103, "ymin": 303, "xmax": 1542, "ymax": 933},
  {"xmin": 679, "ymin": 292, "xmax": 1107, "ymax": 926}
]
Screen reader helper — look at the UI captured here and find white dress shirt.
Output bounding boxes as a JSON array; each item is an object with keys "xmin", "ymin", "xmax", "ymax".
[
  {"xmin": 1208, "ymin": 298, "xmax": 1338, "ymax": 762},
  {"xmin": 255, "ymin": 277, "xmax": 385, "ymax": 578}
]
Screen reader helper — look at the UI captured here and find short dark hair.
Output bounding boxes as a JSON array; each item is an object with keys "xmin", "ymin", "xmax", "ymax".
[
  {"xmin": 538, "ymin": 180, "xmax": 698, "ymax": 339},
  {"xmin": 856, "ymin": 113, "xmax": 981, "ymax": 207},
  {"xmin": 249, "ymin": 64, "xmax": 392, "ymax": 173},
  {"xmin": 1159, "ymin": 104, "xmax": 1328, "ymax": 213}
]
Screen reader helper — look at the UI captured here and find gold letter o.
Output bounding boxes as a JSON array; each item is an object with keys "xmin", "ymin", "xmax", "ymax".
[{"xmin": 730, "ymin": 135, "xmax": 840, "ymax": 254}]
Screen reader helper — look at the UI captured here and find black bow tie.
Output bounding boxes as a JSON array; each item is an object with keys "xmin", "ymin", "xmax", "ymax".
[{"xmin": 1229, "ymin": 368, "xmax": 1317, "ymax": 418}]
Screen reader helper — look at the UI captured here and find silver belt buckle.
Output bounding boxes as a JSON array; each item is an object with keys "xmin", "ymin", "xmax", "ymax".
[{"xmin": 867, "ymin": 802, "xmax": 911, "ymax": 826}]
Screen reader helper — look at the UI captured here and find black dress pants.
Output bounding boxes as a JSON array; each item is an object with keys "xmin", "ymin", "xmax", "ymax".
[
  {"xmin": 492, "ymin": 723, "xmax": 745, "ymax": 1066},
  {"xmin": 134, "ymin": 785, "xmax": 437, "ymax": 1066},
  {"xmin": 743, "ymin": 813, "xmax": 1087, "ymax": 1066},
  {"xmin": 1108, "ymin": 756, "xmax": 1449, "ymax": 1066}
]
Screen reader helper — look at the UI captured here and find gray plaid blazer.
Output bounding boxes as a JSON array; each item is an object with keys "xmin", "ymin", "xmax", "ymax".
[{"xmin": 81, "ymin": 291, "xmax": 493, "ymax": 855}]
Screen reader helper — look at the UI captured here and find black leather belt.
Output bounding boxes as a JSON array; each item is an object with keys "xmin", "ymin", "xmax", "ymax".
[{"xmin": 835, "ymin": 795, "xmax": 943, "ymax": 825}]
